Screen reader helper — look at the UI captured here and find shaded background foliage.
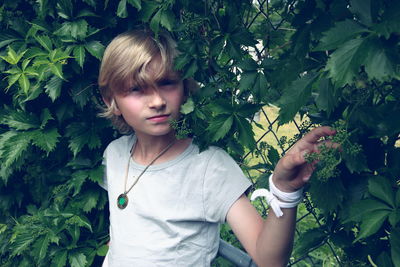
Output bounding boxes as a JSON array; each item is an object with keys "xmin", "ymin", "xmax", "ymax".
[{"xmin": 0, "ymin": 0, "xmax": 399, "ymax": 266}]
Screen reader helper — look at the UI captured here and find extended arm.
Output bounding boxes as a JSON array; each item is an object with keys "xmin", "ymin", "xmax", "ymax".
[{"xmin": 227, "ymin": 126, "xmax": 336, "ymax": 267}]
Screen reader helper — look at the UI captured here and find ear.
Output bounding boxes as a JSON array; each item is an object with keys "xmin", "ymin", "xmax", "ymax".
[{"xmin": 103, "ymin": 97, "xmax": 122, "ymax": 116}]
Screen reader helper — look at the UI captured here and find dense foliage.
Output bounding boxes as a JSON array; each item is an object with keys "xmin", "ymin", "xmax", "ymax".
[{"xmin": 0, "ymin": 0, "xmax": 399, "ymax": 266}]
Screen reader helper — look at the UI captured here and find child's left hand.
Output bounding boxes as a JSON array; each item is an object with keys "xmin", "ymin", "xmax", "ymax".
[{"xmin": 272, "ymin": 126, "xmax": 336, "ymax": 192}]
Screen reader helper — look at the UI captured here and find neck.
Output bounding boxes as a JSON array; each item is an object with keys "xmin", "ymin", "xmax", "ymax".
[{"xmin": 132, "ymin": 133, "xmax": 182, "ymax": 165}]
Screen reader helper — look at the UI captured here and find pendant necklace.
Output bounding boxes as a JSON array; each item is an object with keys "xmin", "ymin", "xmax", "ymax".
[{"xmin": 117, "ymin": 139, "xmax": 176, "ymax": 209}]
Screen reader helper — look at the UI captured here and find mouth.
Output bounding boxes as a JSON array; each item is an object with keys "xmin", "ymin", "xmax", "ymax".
[{"xmin": 147, "ymin": 114, "xmax": 170, "ymax": 123}]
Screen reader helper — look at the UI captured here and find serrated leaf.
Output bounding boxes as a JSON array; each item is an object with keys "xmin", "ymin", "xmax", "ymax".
[
  {"xmin": 364, "ymin": 39, "xmax": 396, "ymax": 81},
  {"xmin": 267, "ymin": 146, "xmax": 280, "ymax": 166},
  {"xmin": 315, "ymin": 78, "xmax": 338, "ymax": 115},
  {"xmin": 314, "ymin": 19, "xmax": 366, "ymax": 51},
  {"xmin": 66, "ymin": 122, "xmax": 101, "ymax": 156},
  {"xmin": 238, "ymin": 58, "xmax": 258, "ymax": 71},
  {"xmin": 293, "ymin": 228, "xmax": 326, "ymax": 256},
  {"xmin": 35, "ymin": 35, "xmax": 53, "ymax": 51},
  {"xmin": 2, "ymin": 109, "xmax": 40, "ymax": 130},
  {"xmin": 160, "ymin": 9, "xmax": 175, "ymax": 31},
  {"xmin": 0, "ymin": 131, "xmax": 32, "ymax": 172},
  {"xmin": 10, "ymin": 230, "xmax": 36, "ymax": 256},
  {"xmin": 67, "ymin": 215, "xmax": 92, "ymax": 232},
  {"xmin": 309, "ymin": 176, "xmax": 345, "ymax": 213},
  {"xmin": 18, "ymin": 74, "xmax": 30, "ymax": 94},
  {"xmin": 182, "ymin": 59, "xmax": 198, "ymax": 79},
  {"xmin": 73, "ymin": 45, "xmax": 86, "ymax": 68},
  {"xmin": 45, "ymin": 75, "xmax": 63, "ymax": 102},
  {"xmin": 207, "ymin": 115, "xmax": 233, "ymax": 142},
  {"xmin": 69, "ymin": 170, "xmax": 88, "ymax": 196},
  {"xmin": 368, "ymin": 176, "xmax": 395, "ymax": 208},
  {"xmin": 50, "ymin": 63, "xmax": 64, "ymax": 79},
  {"xmin": 31, "ymin": 128, "xmax": 61, "ymax": 153},
  {"xmin": 278, "ymin": 73, "xmax": 318, "ymax": 124},
  {"xmin": 82, "ymin": 190, "xmax": 99, "ymax": 212},
  {"xmin": 344, "ymin": 198, "xmax": 392, "ymax": 223},
  {"xmin": 51, "ymin": 250, "xmax": 67, "ymax": 267},
  {"xmin": 84, "ymin": 41, "xmax": 104, "ymax": 60},
  {"xmin": 389, "ymin": 210, "xmax": 400, "ymax": 227},
  {"xmin": 325, "ymin": 38, "xmax": 368, "ymax": 87},
  {"xmin": 117, "ymin": 0, "xmax": 128, "ymax": 18},
  {"xmin": 0, "ymin": 47, "xmax": 26, "ymax": 65},
  {"xmin": 69, "ymin": 252, "xmax": 87, "ymax": 267},
  {"xmin": 355, "ymin": 209, "xmax": 390, "ymax": 241},
  {"xmin": 349, "ymin": 0, "xmax": 372, "ymax": 26},
  {"xmin": 234, "ymin": 115, "xmax": 255, "ymax": 150},
  {"xmin": 35, "ymin": 234, "xmax": 50, "ymax": 262}
]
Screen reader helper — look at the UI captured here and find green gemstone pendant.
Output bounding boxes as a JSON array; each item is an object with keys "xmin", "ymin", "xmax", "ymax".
[{"xmin": 117, "ymin": 194, "xmax": 128, "ymax": 209}]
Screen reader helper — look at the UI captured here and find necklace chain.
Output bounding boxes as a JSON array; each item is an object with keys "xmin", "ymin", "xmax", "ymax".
[{"xmin": 117, "ymin": 139, "xmax": 176, "ymax": 209}]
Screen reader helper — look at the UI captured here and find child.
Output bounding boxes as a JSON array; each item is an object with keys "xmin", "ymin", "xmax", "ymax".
[{"xmin": 98, "ymin": 28, "xmax": 335, "ymax": 267}]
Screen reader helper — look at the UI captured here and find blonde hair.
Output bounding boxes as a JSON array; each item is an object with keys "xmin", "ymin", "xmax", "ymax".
[{"xmin": 98, "ymin": 29, "xmax": 197, "ymax": 133}]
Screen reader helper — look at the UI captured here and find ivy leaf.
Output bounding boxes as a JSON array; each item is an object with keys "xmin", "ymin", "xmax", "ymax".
[
  {"xmin": 49, "ymin": 63, "xmax": 64, "ymax": 79},
  {"xmin": 68, "ymin": 170, "xmax": 88, "ymax": 197},
  {"xmin": 181, "ymin": 98, "xmax": 194, "ymax": 115},
  {"xmin": 73, "ymin": 45, "xmax": 86, "ymax": 68},
  {"xmin": 68, "ymin": 252, "xmax": 87, "ymax": 267},
  {"xmin": 349, "ymin": 0, "xmax": 372, "ymax": 26},
  {"xmin": 66, "ymin": 122, "xmax": 101, "ymax": 156},
  {"xmin": 33, "ymin": 234, "xmax": 50, "ymax": 262},
  {"xmin": 368, "ymin": 176, "xmax": 395, "ymax": 208},
  {"xmin": 314, "ymin": 19, "xmax": 366, "ymax": 51},
  {"xmin": 207, "ymin": 115, "xmax": 233, "ymax": 142},
  {"xmin": 150, "ymin": 9, "xmax": 162, "ymax": 33},
  {"xmin": 325, "ymin": 38, "xmax": 368, "ymax": 87},
  {"xmin": 80, "ymin": 190, "xmax": 99, "ymax": 213},
  {"xmin": 278, "ymin": 73, "xmax": 318, "ymax": 124},
  {"xmin": 96, "ymin": 245, "xmax": 109, "ymax": 256},
  {"xmin": 390, "ymin": 228, "xmax": 400, "ymax": 267},
  {"xmin": 18, "ymin": 73, "xmax": 30, "ymax": 94},
  {"xmin": 84, "ymin": 41, "xmax": 105, "ymax": 60},
  {"xmin": 66, "ymin": 215, "xmax": 92, "ymax": 232},
  {"xmin": 34, "ymin": 35, "xmax": 53, "ymax": 52},
  {"xmin": 45, "ymin": 75, "xmax": 63, "ymax": 102},
  {"xmin": 0, "ymin": 131, "xmax": 32, "ymax": 173},
  {"xmin": 293, "ymin": 228, "xmax": 327, "ymax": 257},
  {"xmin": 355, "ymin": 209, "xmax": 390, "ymax": 241},
  {"xmin": 160, "ymin": 9, "xmax": 175, "ymax": 31}
]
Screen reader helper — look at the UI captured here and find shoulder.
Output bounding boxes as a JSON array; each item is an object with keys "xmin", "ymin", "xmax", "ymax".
[{"xmin": 104, "ymin": 134, "xmax": 134, "ymax": 157}]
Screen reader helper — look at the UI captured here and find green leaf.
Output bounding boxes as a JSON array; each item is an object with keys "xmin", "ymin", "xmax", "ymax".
[
  {"xmin": 50, "ymin": 63, "xmax": 64, "ymax": 79},
  {"xmin": 368, "ymin": 176, "xmax": 395, "ymax": 208},
  {"xmin": 66, "ymin": 215, "xmax": 92, "ymax": 232},
  {"xmin": 349, "ymin": 0, "xmax": 372, "ymax": 26},
  {"xmin": 364, "ymin": 39, "xmax": 396, "ymax": 81},
  {"xmin": 117, "ymin": 0, "xmax": 128, "ymax": 18},
  {"xmin": 66, "ymin": 122, "xmax": 101, "ymax": 156},
  {"xmin": 325, "ymin": 38, "xmax": 368, "ymax": 87},
  {"xmin": 293, "ymin": 228, "xmax": 326, "ymax": 257},
  {"xmin": 127, "ymin": 0, "xmax": 141, "ymax": 10},
  {"xmin": 2, "ymin": 109, "xmax": 40, "ymax": 130},
  {"xmin": 0, "ymin": 46, "xmax": 26, "ymax": 65},
  {"xmin": 181, "ymin": 98, "xmax": 195, "ymax": 114},
  {"xmin": 234, "ymin": 115, "xmax": 255, "ymax": 150},
  {"xmin": 315, "ymin": 78, "xmax": 338, "ymax": 115},
  {"xmin": 69, "ymin": 252, "xmax": 87, "ymax": 267},
  {"xmin": 0, "ymin": 131, "xmax": 32, "ymax": 173},
  {"xmin": 81, "ymin": 190, "xmax": 99, "ymax": 212},
  {"xmin": 389, "ymin": 210, "xmax": 400, "ymax": 227},
  {"xmin": 34, "ymin": 234, "xmax": 50, "ymax": 262},
  {"xmin": 309, "ymin": 176, "xmax": 345, "ymax": 213},
  {"xmin": 84, "ymin": 41, "xmax": 105, "ymax": 60},
  {"xmin": 150, "ymin": 9, "xmax": 162, "ymax": 33},
  {"xmin": 278, "ymin": 73, "xmax": 318, "ymax": 124},
  {"xmin": 314, "ymin": 19, "xmax": 367, "ymax": 51},
  {"xmin": 51, "ymin": 250, "xmax": 68, "ymax": 267},
  {"xmin": 139, "ymin": 0, "xmax": 158, "ymax": 21},
  {"xmin": 45, "ymin": 75, "xmax": 63, "ymax": 102},
  {"xmin": 355, "ymin": 209, "xmax": 390, "ymax": 241},
  {"xmin": 96, "ymin": 245, "xmax": 109, "ymax": 256},
  {"xmin": 73, "ymin": 45, "xmax": 86, "ymax": 68},
  {"xmin": 160, "ymin": 9, "xmax": 175, "ymax": 31},
  {"xmin": 18, "ymin": 73, "xmax": 30, "ymax": 94},
  {"xmin": 391, "ymin": 228, "xmax": 400, "ymax": 267},
  {"xmin": 344, "ymin": 198, "xmax": 392, "ymax": 223},
  {"xmin": 238, "ymin": 58, "xmax": 258, "ymax": 71},
  {"xmin": 207, "ymin": 115, "xmax": 234, "ymax": 142},
  {"xmin": 35, "ymin": 35, "xmax": 53, "ymax": 52},
  {"xmin": 31, "ymin": 128, "xmax": 61, "ymax": 153}
]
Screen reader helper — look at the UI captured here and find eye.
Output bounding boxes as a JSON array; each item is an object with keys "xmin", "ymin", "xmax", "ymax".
[
  {"xmin": 158, "ymin": 79, "xmax": 178, "ymax": 87},
  {"xmin": 128, "ymin": 86, "xmax": 142, "ymax": 93}
]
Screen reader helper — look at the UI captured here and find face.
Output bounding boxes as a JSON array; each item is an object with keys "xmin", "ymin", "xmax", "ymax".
[{"xmin": 112, "ymin": 58, "xmax": 185, "ymax": 139}]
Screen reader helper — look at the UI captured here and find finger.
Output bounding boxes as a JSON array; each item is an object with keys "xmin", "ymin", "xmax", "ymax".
[{"xmin": 302, "ymin": 126, "xmax": 336, "ymax": 144}]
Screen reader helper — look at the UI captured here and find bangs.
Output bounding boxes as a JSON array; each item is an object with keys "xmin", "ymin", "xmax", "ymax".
[{"xmin": 99, "ymin": 29, "xmax": 178, "ymax": 97}]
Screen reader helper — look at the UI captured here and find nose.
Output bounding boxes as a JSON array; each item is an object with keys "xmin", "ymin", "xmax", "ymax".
[{"xmin": 148, "ymin": 88, "xmax": 166, "ymax": 110}]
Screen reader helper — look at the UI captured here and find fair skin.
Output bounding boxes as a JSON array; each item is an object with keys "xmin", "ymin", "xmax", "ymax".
[{"xmin": 106, "ymin": 57, "xmax": 336, "ymax": 267}]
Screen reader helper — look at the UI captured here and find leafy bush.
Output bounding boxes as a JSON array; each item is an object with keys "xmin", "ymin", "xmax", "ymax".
[{"xmin": 0, "ymin": 0, "xmax": 399, "ymax": 266}]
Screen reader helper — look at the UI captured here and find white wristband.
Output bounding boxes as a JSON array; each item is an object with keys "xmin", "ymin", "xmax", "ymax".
[{"xmin": 250, "ymin": 174, "xmax": 303, "ymax": 218}]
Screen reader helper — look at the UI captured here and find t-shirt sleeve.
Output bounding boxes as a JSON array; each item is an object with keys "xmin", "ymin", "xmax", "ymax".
[
  {"xmin": 99, "ymin": 149, "xmax": 108, "ymax": 191},
  {"xmin": 203, "ymin": 148, "xmax": 252, "ymax": 223}
]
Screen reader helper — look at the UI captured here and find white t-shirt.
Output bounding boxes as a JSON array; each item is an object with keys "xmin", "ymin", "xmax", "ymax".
[{"xmin": 101, "ymin": 135, "xmax": 251, "ymax": 266}]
